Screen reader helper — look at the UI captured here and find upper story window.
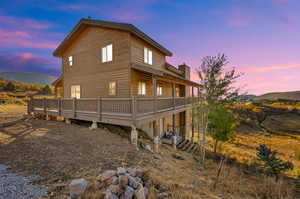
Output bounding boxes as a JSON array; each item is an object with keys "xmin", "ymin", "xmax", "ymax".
[
  {"xmin": 71, "ymin": 85, "xmax": 80, "ymax": 99},
  {"xmin": 102, "ymin": 44, "xmax": 113, "ymax": 63},
  {"xmin": 144, "ymin": 47, "xmax": 152, "ymax": 65},
  {"xmin": 108, "ymin": 81, "xmax": 116, "ymax": 96},
  {"xmin": 175, "ymin": 87, "xmax": 180, "ymax": 97},
  {"xmin": 138, "ymin": 81, "xmax": 146, "ymax": 96},
  {"xmin": 68, "ymin": 56, "xmax": 73, "ymax": 66},
  {"xmin": 157, "ymin": 85, "xmax": 163, "ymax": 96}
]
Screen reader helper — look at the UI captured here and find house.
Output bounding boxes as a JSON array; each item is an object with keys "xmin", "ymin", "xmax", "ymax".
[{"xmin": 31, "ymin": 18, "xmax": 200, "ymax": 151}]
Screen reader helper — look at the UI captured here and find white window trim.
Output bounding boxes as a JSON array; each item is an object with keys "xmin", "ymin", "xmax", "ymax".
[
  {"xmin": 71, "ymin": 85, "xmax": 80, "ymax": 99},
  {"xmin": 144, "ymin": 47, "xmax": 152, "ymax": 65},
  {"xmin": 109, "ymin": 81, "xmax": 117, "ymax": 96},
  {"xmin": 102, "ymin": 44, "xmax": 113, "ymax": 63},
  {"xmin": 68, "ymin": 56, "xmax": 73, "ymax": 66},
  {"xmin": 138, "ymin": 81, "xmax": 146, "ymax": 96}
]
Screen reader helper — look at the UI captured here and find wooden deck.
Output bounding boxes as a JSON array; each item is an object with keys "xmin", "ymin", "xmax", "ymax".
[{"xmin": 28, "ymin": 97, "xmax": 199, "ymax": 126}]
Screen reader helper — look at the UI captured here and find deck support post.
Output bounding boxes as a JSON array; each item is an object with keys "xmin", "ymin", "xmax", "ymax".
[
  {"xmin": 46, "ymin": 115, "xmax": 50, "ymax": 121},
  {"xmin": 131, "ymin": 125, "xmax": 138, "ymax": 149},
  {"xmin": 89, "ymin": 120, "xmax": 98, "ymax": 130},
  {"xmin": 65, "ymin": 118, "xmax": 71, "ymax": 124},
  {"xmin": 191, "ymin": 87, "xmax": 195, "ymax": 143},
  {"xmin": 172, "ymin": 114, "xmax": 176, "ymax": 149},
  {"xmin": 153, "ymin": 120, "xmax": 160, "ymax": 153}
]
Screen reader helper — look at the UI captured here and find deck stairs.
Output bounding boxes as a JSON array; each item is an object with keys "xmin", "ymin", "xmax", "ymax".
[{"xmin": 176, "ymin": 138, "xmax": 200, "ymax": 153}]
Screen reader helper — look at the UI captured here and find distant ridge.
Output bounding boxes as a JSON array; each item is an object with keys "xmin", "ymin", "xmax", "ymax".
[
  {"xmin": 255, "ymin": 90, "xmax": 300, "ymax": 101},
  {"xmin": 0, "ymin": 72, "xmax": 57, "ymax": 85}
]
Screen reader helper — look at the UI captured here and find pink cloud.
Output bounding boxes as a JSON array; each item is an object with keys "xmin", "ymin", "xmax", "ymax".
[
  {"xmin": 227, "ymin": 8, "xmax": 252, "ymax": 27},
  {"xmin": 242, "ymin": 63, "xmax": 300, "ymax": 72},
  {"xmin": 272, "ymin": 0, "xmax": 289, "ymax": 5}
]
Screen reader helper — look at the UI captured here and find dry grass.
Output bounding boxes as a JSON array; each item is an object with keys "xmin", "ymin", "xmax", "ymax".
[
  {"xmin": 0, "ymin": 104, "xmax": 26, "ymax": 124},
  {"xmin": 205, "ymin": 133, "xmax": 300, "ymax": 177}
]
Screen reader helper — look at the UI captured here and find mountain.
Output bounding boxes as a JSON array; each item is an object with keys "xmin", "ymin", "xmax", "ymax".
[
  {"xmin": 238, "ymin": 94, "xmax": 257, "ymax": 102},
  {"xmin": 254, "ymin": 90, "xmax": 300, "ymax": 101},
  {"xmin": 0, "ymin": 72, "xmax": 57, "ymax": 85}
]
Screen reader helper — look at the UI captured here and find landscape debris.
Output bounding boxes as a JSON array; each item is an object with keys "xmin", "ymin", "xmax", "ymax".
[
  {"xmin": 172, "ymin": 153, "xmax": 185, "ymax": 160},
  {"xmin": 92, "ymin": 167, "xmax": 148, "ymax": 199},
  {"xmin": 0, "ymin": 164, "xmax": 47, "ymax": 199},
  {"xmin": 69, "ymin": 178, "xmax": 88, "ymax": 199}
]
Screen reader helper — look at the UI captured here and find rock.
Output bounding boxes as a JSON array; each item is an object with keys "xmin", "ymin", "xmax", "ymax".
[
  {"xmin": 69, "ymin": 178, "xmax": 88, "ymax": 199},
  {"xmin": 123, "ymin": 186, "xmax": 134, "ymax": 199},
  {"xmin": 134, "ymin": 184, "xmax": 146, "ymax": 199},
  {"xmin": 197, "ymin": 167, "xmax": 205, "ymax": 171},
  {"xmin": 186, "ymin": 184, "xmax": 194, "ymax": 189},
  {"xmin": 117, "ymin": 167, "xmax": 126, "ymax": 175},
  {"xmin": 0, "ymin": 164, "xmax": 10, "ymax": 173},
  {"xmin": 111, "ymin": 176, "xmax": 119, "ymax": 185},
  {"xmin": 107, "ymin": 184, "xmax": 121, "ymax": 194},
  {"xmin": 105, "ymin": 192, "xmax": 119, "ymax": 199},
  {"xmin": 153, "ymin": 154, "xmax": 162, "ymax": 160},
  {"xmin": 119, "ymin": 175, "xmax": 129, "ymax": 188},
  {"xmin": 141, "ymin": 143, "xmax": 152, "ymax": 151},
  {"xmin": 99, "ymin": 170, "xmax": 117, "ymax": 181},
  {"xmin": 158, "ymin": 192, "xmax": 169, "ymax": 199},
  {"xmin": 172, "ymin": 154, "xmax": 185, "ymax": 160},
  {"xmin": 195, "ymin": 179, "xmax": 204, "ymax": 186},
  {"xmin": 127, "ymin": 168, "xmax": 137, "ymax": 177},
  {"xmin": 143, "ymin": 187, "xmax": 149, "ymax": 198},
  {"xmin": 128, "ymin": 176, "xmax": 140, "ymax": 189}
]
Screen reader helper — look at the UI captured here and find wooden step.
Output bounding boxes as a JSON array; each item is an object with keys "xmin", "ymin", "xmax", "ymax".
[
  {"xmin": 182, "ymin": 141, "xmax": 192, "ymax": 151},
  {"xmin": 186, "ymin": 143, "xmax": 195, "ymax": 152},
  {"xmin": 177, "ymin": 140, "xmax": 188, "ymax": 149}
]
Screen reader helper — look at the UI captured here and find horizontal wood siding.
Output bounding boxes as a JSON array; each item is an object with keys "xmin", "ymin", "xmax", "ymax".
[
  {"xmin": 62, "ymin": 26, "xmax": 131, "ymax": 98},
  {"xmin": 130, "ymin": 36, "xmax": 182, "ymax": 77}
]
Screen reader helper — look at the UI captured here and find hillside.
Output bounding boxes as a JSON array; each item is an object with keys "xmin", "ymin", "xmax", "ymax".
[
  {"xmin": 0, "ymin": 72, "xmax": 56, "ymax": 85},
  {"xmin": 255, "ymin": 90, "xmax": 300, "ymax": 101}
]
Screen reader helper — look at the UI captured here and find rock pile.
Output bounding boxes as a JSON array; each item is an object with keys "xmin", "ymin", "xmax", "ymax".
[{"xmin": 95, "ymin": 167, "xmax": 149, "ymax": 199}]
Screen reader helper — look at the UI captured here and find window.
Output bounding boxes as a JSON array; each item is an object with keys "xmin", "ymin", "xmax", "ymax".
[
  {"xmin": 138, "ymin": 81, "xmax": 146, "ymax": 95},
  {"xmin": 68, "ymin": 56, "xmax": 73, "ymax": 66},
  {"xmin": 102, "ymin": 44, "xmax": 113, "ymax": 62},
  {"xmin": 157, "ymin": 85, "xmax": 163, "ymax": 96},
  {"xmin": 144, "ymin": 47, "xmax": 152, "ymax": 65},
  {"xmin": 109, "ymin": 81, "xmax": 116, "ymax": 96},
  {"xmin": 175, "ymin": 87, "xmax": 180, "ymax": 97},
  {"xmin": 71, "ymin": 85, "xmax": 80, "ymax": 99}
]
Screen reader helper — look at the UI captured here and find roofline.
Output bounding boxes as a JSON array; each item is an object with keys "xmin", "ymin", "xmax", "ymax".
[{"xmin": 53, "ymin": 18, "xmax": 173, "ymax": 57}]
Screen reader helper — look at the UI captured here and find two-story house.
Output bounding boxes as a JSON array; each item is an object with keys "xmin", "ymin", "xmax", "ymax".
[{"xmin": 30, "ymin": 18, "xmax": 200, "ymax": 151}]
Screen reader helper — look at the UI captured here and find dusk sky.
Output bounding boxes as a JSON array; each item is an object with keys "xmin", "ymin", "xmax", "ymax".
[{"xmin": 0, "ymin": 0, "xmax": 300, "ymax": 95}]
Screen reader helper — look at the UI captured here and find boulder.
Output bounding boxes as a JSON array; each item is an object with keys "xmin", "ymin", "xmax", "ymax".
[
  {"xmin": 117, "ymin": 167, "xmax": 126, "ymax": 175},
  {"xmin": 128, "ymin": 176, "xmax": 140, "ymax": 189},
  {"xmin": 127, "ymin": 168, "xmax": 137, "ymax": 177},
  {"xmin": 107, "ymin": 184, "xmax": 121, "ymax": 194},
  {"xmin": 99, "ymin": 170, "xmax": 117, "ymax": 181},
  {"xmin": 69, "ymin": 178, "xmax": 88, "ymax": 199},
  {"xmin": 134, "ymin": 184, "xmax": 146, "ymax": 199},
  {"xmin": 104, "ymin": 192, "xmax": 119, "ymax": 199},
  {"xmin": 111, "ymin": 176, "xmax": 119, "ymax": 185},
  {"xmin": 123, "ymin": 186, "xmax": 134, "ymax": 199},
  {"xmin": 119, "ymin": 175, "xmax": 129, "ymax": 189}
]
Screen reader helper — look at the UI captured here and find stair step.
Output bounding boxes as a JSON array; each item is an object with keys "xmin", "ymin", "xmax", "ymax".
[
  {"xmin": 177, "ymin": 140, "xmax": 188, "ymax": 149},
  {"xmin": 182, "ymin": 141, "xmax": 192, "ymax": 151},
  {"xmin": 186, "ymin": 143, "xmax": 195, "ymax": 152}
]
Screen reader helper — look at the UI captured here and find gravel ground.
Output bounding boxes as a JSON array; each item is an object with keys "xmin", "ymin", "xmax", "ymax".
[{"xmin": 0, "ymin": 164, "xmax": 47, "ymax": 199}]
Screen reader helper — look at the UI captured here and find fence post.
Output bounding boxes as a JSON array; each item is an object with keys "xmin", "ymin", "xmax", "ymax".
[
  {"xmin": 73, "ymin": 98, "xmax": 76, "ymax": 118},
  {"xmin": 27, "ymin": 96, "xmax": 33, "ymax": 115},
  {"xmin": 98, "ymin": 98, "xmax": 102, "ymax": 121}
]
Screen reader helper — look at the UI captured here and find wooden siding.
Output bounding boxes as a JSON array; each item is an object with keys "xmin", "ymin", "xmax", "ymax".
[
  {"xmin": 130, "ymin": 36, "xmax": 182, "ymax": 78},
  {"xmin": 62, "ymin": 26, "xmax": 131, "ymax": 98}
]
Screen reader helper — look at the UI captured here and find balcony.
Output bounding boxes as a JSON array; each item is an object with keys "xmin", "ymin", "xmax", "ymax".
[{"xmin": 28, "ymin": 97, "xmax": 199, "ymax": 126}]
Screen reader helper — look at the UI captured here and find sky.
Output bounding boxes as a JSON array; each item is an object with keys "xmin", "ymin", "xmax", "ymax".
[{"xmin": 0, "ymin": 0, "xmax": 300, "ymax": 95}]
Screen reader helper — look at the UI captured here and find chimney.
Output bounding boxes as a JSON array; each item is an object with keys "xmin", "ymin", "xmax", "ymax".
[{"xmin": 178, "ymin": 63, "xmax": 190, "ymax": 80}]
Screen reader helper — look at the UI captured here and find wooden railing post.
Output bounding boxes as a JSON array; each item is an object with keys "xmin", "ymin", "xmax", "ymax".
[
  {"xmin": 58, "ymin": 98, "xmax": 61, "ymax": 116},
  {"xmin": 98, "ymin": 98, "xmax": 102, "ymax": 121},
  {"xmin": 132, "ymin": 97, "xmax": 136, "ymax": 123},
  {"xmin": 27, "ymin": 96, "xmax": 33, "ymax": 114},
  {"xmin": 152, "ymin": 76, "xmax": 157, "ymax": 114},
  {"xmin": 43, "ymin": 98, "xmax": 47, "ymax": 114},
  {"xmin": 73, "ymin": 98, "xmax": 76, "ymax": 118},
  {"xmin": 172, "ymin": 83, "xmax": 176, "ymax": 110}
]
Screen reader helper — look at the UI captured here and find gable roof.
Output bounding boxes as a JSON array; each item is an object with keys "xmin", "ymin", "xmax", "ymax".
[{"xmin": 53, "ymin": 18, "xmax": 173, "ymax": 57}]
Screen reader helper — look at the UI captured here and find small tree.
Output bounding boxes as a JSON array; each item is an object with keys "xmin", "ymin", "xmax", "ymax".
[
  {"xmin": 195, "ymin": 54, "xmax": 242, "ymax": 165},
  {"xmin": 208, "ymin": 106, "xmax": 236, "ymax": 153},
  {"xmin": 4, "ymin": 82, "xmax": 16, "ymax": 91},
  {"xmin": 256, "ymin": 144, "xmax": 293, "ymax": 179},
  {"xmin": 40, "ymin": 85, "xmax": 52, "ymax": 95}
]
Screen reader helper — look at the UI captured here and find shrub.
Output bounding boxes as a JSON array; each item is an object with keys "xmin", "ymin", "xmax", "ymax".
[{"xmin": 256, "ymin": 144, "xmax": 294, "ymax": 178}]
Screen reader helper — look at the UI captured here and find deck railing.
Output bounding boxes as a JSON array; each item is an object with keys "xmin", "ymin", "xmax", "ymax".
[{"xmin": 28, "ymin": 97, "xmax": 199, "ymax": 123}]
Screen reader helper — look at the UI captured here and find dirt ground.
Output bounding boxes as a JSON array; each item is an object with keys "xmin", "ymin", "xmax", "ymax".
[{"xmin": 0, "ymin": 114, "xmax": 151, "ymax": 196}]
